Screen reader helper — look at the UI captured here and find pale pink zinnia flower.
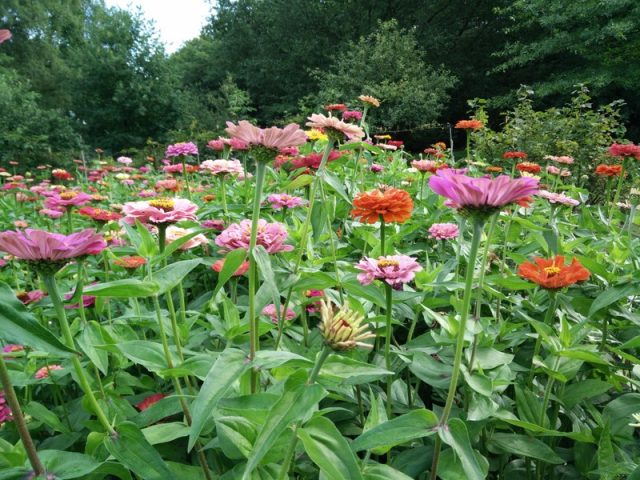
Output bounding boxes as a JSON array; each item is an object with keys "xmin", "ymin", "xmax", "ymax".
[
  {"xmin": 537, "ymin": 190, "xmax": 580, "ymax": 206},
  {"xmin": 225, "ymin": 121, "xmax": 307, "ymax": 150},
  {"xmin": 0, "ymin": 30, "xmax": 11, "ymax": 44},
  {"xmin": 428, "ymin": 169, "xmax": 539, "ymax": 211},
  {"xmin": 138, "ymin": 189, "xmax": 157, "ymax": 198},
  {"xmin": 355, "ymin": 255, "xmax": 422, "ymax": 289},
  {"xmin": 200, "ymin": 159, "xmax": 244, "ymax": 176},
  {"xmin": 370, "ymin": 164, "xmax": 384, "ymax": 173},
  {"xmin": 229, "ymin": 138, "xmax": 249, "ymax": 150},
  {"xmin": 411, "ymin": 160, "xmax": 441, "ymax": 173},
  {"xmin": 546, "ymin": 165, "xmax": 561, "ymax": 175},
  {"xmin": 207, "ymin": 139, "xmax": 227, "ymax": 151},
  {"xmin": 35, "ymin": 364, "xmax": 63, "ymax": 380},
  {"xmin": 0, "ymin": 229, "xmax": 106, "ymax": 262},
  {"xmin": 261, "ymin": 304, "xmax": 296, "ymax": 324},
  {"xmin": 117, "ymin": 156, "xmax": 133, "ymax": 165},
  {"xmin": 40, "ymin": 208, "xmax": 64, "ymax": 219},
  {"xmin": 44, "ymin": 191, "xmax": 92, "ymax": 211},
  {"xmin": 306, "ymin": 113, "xmax": 364, "ymax": 140},
  {"xmin": 122, "ymin": 198, "xmax": 198, "ymax": 225},
  {"xmin": 215, "ymin": 219, "xmax": 293, "ymax": 254},
  {"xmin": 267, "ymin": 194, "xmax": 306, "ymax": 210},
  {"xmin": 165, "ymin": 226, "xmax": 209, "ymax": 250},
  {"xmin": 166, "ymin": 142, "xmax": 198, "ymax": 157},
  {"xmin": 428, "ymin": 223, "xmax": 459, "ymax": 240},
  {"xmin": 544, "ymin": 155, "xmax": 574, "ymax": 165}
]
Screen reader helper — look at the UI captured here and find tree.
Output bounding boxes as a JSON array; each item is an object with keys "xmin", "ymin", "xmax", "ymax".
[{"xmin": 315, "ymin": 20, "xmax": 456, "ymax": 131}]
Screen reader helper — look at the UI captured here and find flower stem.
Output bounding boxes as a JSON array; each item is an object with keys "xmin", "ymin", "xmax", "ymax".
[
  {"xmin": 527, "ymin": 291, "xmax": 557, "ymax": 387},
  {"xmin": 0, "ymin": 356, "xmax": 46, "ymax": 476},
  {"xmin": 608, "ymin": 158, "xmax": 628, "ymax": 223},
  {"xmin": 181, "ymin": 157, "xmax": 192, "ymax": 201},
  {"xmin": 41, "ymin": 273, "xmax": 115, "ymax": 435},
  {"xmin": 220, "ymin": 176, "xmax": 229, "ymax": 220},
  {"xmin": 384, "ymin": 283, "xmax": 394, "ymax": 417},
  {"xmin": 248, "ymin": 161, "xmax": 268, "ymax": 393},
  {"xmin": 430, "ymin": 218, "xmax": 484, "ymax": 480},
  {"xmin": 380, "ymin": 216, "xmax": 386, "ymax": 256}
]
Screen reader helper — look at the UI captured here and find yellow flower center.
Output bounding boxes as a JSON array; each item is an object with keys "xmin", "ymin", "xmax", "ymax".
[
  {"xmin": 378, "ymin": 259, "xmax": 400, "ymax": 268},
  {"xmin": 544, "ymin": 266, "xmax": 561, "ymax": 276},
  {"xmin": 60, "ymin": 192, "xmax": 77, "ymax": 200},
  {"xmin": 149, "ymin": 198, "xmax": 175, "ymax": 211}
]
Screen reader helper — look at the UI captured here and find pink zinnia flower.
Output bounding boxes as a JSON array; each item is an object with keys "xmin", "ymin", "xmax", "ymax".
[
  {"xmin": 39, "ymin": 208, "xmax": 64, "ymax": 219},
  {"xmin": 225, "ymin": 121, "xmax": 307, "ymax": 150},
  {"xmin": 546, "ymin": 165, "xmax": 561, "ymax": 175},
  {"xmin": 306, "ymin": 113, "xmax": 364, "ymax": 140},
  {"xmin": 229, "ymin": 138, "xmax": 249, "ymax": 150},
  {"xmin": 138, "ymin": 189, "xmax": 157, "ymax": 198},
  {"xmin": 200, "ymin": 159, "xmax": 244, "ymax": 176},
  {"xmin": 428, "ymin": 169, "xmax": 539, "ymax": 211},
  {"xmin": 64, "ymin": 292, "xmax": 96, "ymax": 309},
  {"xmin": 136, "ymin": 393, "xmax": 166, "ymax": 411},
  {"xmin": 117, "ymin": 156, "xmax": 133, "ymax": 165},
  {"xmin": 215, "ymin": 219, "xmax": 293, "ymax": 254},
  {"xmin": 537, "ymin": 190, "xmax": 580, "ymax": 206},
  {"xmin": 261, "ymin": 304, "xmax": 296, "ymax": 324},
  {"xmin": 0, "ymin": 229, "xmax": 106, "ymax": 262},
  {"xmin": 122, "ymin": 198, "xmax": 197, "ymax": 225},
  {"xmin": 166, "ymin": 142, "xmax": 198, "ymax": 157},
  {"xmin": 207, "ymin": 139, "xmax": 227, "ymax": 151},
  {"xmin": 0, "ymin": 30, "xmax": 11, "ymax": 44},
  {"xmin": 428, "ymin": 223, "xmax": 459, "ymax": 240},
  {"xmin": 342, "ymin": 110, "xmax": 363, "ymax": 122},
  {"xmin": 370, "ymin": 164, "xmax": 384, "ymax": 173},
  {"xmin": 201, "ymin": 219, "xmax": 225, "ymax": 231},
  {"xmin": 35, "ymin": 364, "xmax": 63, "ymax": 379},
  {"xmin": 44, "ymin": 191, "xmax": 92, "ymax": 211},
  {"xmin": 0, "ymin": 391, "xmax": 12, "ymax": 425},
  {"xmin": 16, "ymin": 290, "xmax": 46, "ymax": 305},
  {"xmin": 355, "ymin": 255, "xmax": 422, "ymax": 289},
  {"xmin": 267, "ymin": 194, "xmax": 306, "ymax": 210},
  {"xmin": 165, "ymin": 226, "xmax": 208, "ymax": 250},
  {"xmin": 279, "ymin": 146, "xmax": 299, "ymax": 156},
  {"xmin": 608, "ymin": 143, "xmax": 640, "ymax": 159},
  {"xmin": 212, "ymin": 258, "xmax": 250, "ymax": 276},
  {"xmin": 2, "ymin": 344, "xmax": 24, "ymax": 354},
  {"xmin": 411, "ymin": 160, "xmax": 443, "ymax": 173},
  {"xmin": 544, "ymin": 155, "xmax": 574, "ymax": 165},
  {"xmin": 291, "ymin": 150, "xmax": 344, "ymax": 169}
]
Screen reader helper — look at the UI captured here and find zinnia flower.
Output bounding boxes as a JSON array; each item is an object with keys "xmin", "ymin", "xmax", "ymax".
[
  {"xmin": 261, "ymin": 304, "xmax": 296, "ymax": 324},
  {"xmin": 342, "ymin": 110, "xmax": 363, "ymax": 122},
  {"xmin": 544, "ymin": 155, "xmax": 574, "ymax": 165},
  {"xmin": 503, "ymin": 151, "xmax": 528, "ymax": 160},
  {"xmin": 122, "ymin": 198, "xmax": 198, "ymax": 225},
  {"xmin": 225, "ymin": 121, "xmax": 307, "ymax": 150},
  {"xmin": 306, "ymin": 114, "xmax": 364, "ymax": 140},
  {"xmin": 537, "ymin": 190, "xmax": 580, "ymax": 206},
  {"xmin": 35, "ymin": 364, "xmax": 63, "ymax": 380},
  {"xmin": 136, "ymin": 393, "xmax": 166, "ymax": 411},
  {"xmin": 517, "ymin": 256, "xmax": 590, "ymax": 289},
  {"xmin": 16, "ymin": 290, "xmax": 46, "ymax": 305},
  {"xmin": 608, "ymin": 143, "xmax": 640, "ymax": 159},
  {"xmin": 595, "ymin": 164, "xmax": 623, "ymax": 177},
  {"xmin": 0, "ymin": 229, "xmax": 106, "ymax": 263},
  {"xmin": 370, "ymin": 164, "xmax": 384, "ymax": 173},
  {"xmin": 455, "ymin": 119, "xmax": 483, "ymax": 130},
  {"xmin": 411, "ymin": 160, "xmax": 446, "ymax": 173},
  {"xmin": 516, "ymin": 162, "xmax": 542, "ymax": 174},
  {"xmin": 358, "ymin": 95, "xmax": 381, "ymax": 107},
  {"xmin": 207, "ymin": 139, "xmax": 226, "ymax": 151},
  {"xmin": 215, "ymin": 219, "xmax": 293, "ymax": 254},
  {"xmin": 0, "ymin": 30, "xmax": 12, "ymax": 44},
  {"xmin": 355, "ymin": 255, "xmax": 422, "ymax": 289},
  {"xmin": 117, "ymin": 156, "xmax": 133, "ymax": 165},
  {"xmin": 44, "ymin": 191, "xmax": 92, "ymax": 211},
  {"xmin": 165, "ymin": 226, "xmax": 208, "ymax": 250},
  {"xmin": 325, "ymin": 103, "xmax": 347, "ymax": 112},
  {"xmin": 291, "ymin": 150, "xmax": 343, "ymax": 169},
  {"xmin": 267, "ymin": 194, "xmax": 306, "ymax": 210},
  {"xmin": 428, "ymin": 169, "xmax": 539, "ymax": 214},
  {"xmin": 428, "ymin": 223, "xmax": 460, "ymax": 240},
  {"xmin": 211, "ymin": 258, "xmax": 250, "ymax": 276},
  {"xmin": 114, "ymin": 256, "xmax": 147, "ymax": 269},
  {"xmin": 52, "ymin": 169, "xmax": 73, "ymax": 181},
  {"xmin": 78, "ymin": 207, "xmax": 122, "ymax": 223},
  {"xmin": 0, "ymin": 391, "xmax": 12, "ymax": 425},
  {"xmin": 64, "ymin": 292, "xmax": 96, "ymax": 309},
  {"xmin": 166, "ymin": 142, "xmax": 198, "ymax": 157},
  {"xmin": 200, "ymin": 159, "xmax": 244, "ymax": 176},
  {"xmin": 319, "ymin": 299, "xmax": 375, "ymax": 351},
  {"xmin": 201, "ymin": 219, "xmax": 225, "ymax": 231},
  {"xmin": 351, "ymin": 188, "xmax": 413, "ymax": 224}
]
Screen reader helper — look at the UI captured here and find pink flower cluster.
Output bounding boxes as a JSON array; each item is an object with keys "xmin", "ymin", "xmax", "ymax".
[
  {"xmin": 0, "ymin": 391, "xmax": 12, "ymax": 425},
  {"xmin": 35, "ymin": 364, "xmax": 63, "ymax": 380},
  {"xmin": 428, "ymin": 223, "xmax": 460, "ymax": 240},
  {"xmin": 546, "ymin": 166, "xmax": 571, "ymax": 177},
  {"xmin": 200, "ymin": 159, "xmax": 244, "ymax": 176},
  {"xmin": 537, "ymin": 190, "xmax": 580, "ymax": 206},
  {"xmin": 267, "ymin": 194, "xmax": 306, "ymax": 210},
  {"xmin": 608, "ymin": 143, "xmax": 640, "ymax": 159},
  {"xmin": 0, "ymin": 229, "xmax": 106, "ymax": 261},
  {"xmin": 166, "ymin": 142, "xmax": 199, "ymax": 158},
  {"xmin": 544, "ymin": 155, "xmax": 574, "ymax": 165},
  {"xmin": 355, "ymin": 255, "xmax": 422, "ymax": 288},
  {"xmin": 342, "ymin": 110, "xmax": 363, "ymax": 122},
  {"xmin": 261, "ymin": 304, "xmax": 296, "ymax": 324},
  {"xmin": 215, "ymin": 219, "xmax": 293, "ymax": 254}
]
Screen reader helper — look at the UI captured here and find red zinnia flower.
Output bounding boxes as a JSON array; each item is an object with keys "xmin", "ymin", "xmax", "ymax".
[
  {"xmin": 517, "ymin": 256, "xmax": 590, "ymax": 289},
  {"xmin": 325, "ymin": 103, "xmax": 347, "ymax": 112},
  {"xmin": 516, "ymin": 162, "xmax": 542, "ymax": 174},
  {"xmin": 114, "ymin": 256, "xmax": 147, "ymax": 269},
  {"xmin": 136, "ymin": 393, "xmax": 166, "ymax": 411},
  {"xmin": 388, "ymin": 140, "xmax": 404, "ymax": 148},
  {"xmin": 503, "ymin": 151, "xmax": 528, "ymax": 160},
  {"xmin": 608, "ymin": 143, "xmax": 640, "ymax": 159}
]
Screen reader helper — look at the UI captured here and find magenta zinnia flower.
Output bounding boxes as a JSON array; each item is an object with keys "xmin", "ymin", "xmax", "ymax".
[
  {"xmin": 355, "ymin": 255, "xmax": 422, "ymax": 289},
  {"xmin": 0, "ymin": 391, "xmax": 12, "ymax": 425},
  {"xmin": 0, "ymin": 229, "xmax": 106, "ymax": 262},
  {"xmin": 428, "ymin": 169, "xmax": 539, "ymax": 212},
  {"xmin": 428, "ymin": 223, "xmax": 459, "ymax": 240},
  {"xmin": 122, "ymin": 198, "xmax": 198, "ymax": 225},
  {"xmin": 166, "ymin": 142, "xmax": 199, "ymax": 157},
  {"xmin": 200, "ymin": 159, "xmax": 244, "ymax": 176},
  {"xmin": 267, "ymin": 194, "xmax": 306, "ymax": 210},
  {"xmin": 306, "ymin": 113, "xmax": 364, "ymax": 140},
  {"xmin": 215, "ymin": 219, "xmax": 293, "ymax": 254},
  {"xmin": 261, "ymin": 304, "xmax": 297, "ymax": 324},
  {"xmin": 225, "ymin": 121, "xmax": 307, "ymax": 150},
  {"xmin": 44, "ymin": 191, "xmax": 92, "ymax": 211}
]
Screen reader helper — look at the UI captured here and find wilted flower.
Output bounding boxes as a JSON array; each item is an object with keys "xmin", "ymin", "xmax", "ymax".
[
  {"xmin": 35, "ymin": 364, "xmax": 63, "ymax": 379},
  {"xmin": 267, "ymin": 194, "xmax": 306, "ymax": 210},
  {"xmin": 261, "ymin": 304, "xmax": 296, "ymax": 324},
  {"xmin": 355, "ymin": 255, "xmax": 422, "ymax": 288},
  {"xmin": 518, "ymin": 256, "xmax": 590, "ymax": 289},
  {"xmin": 351, "ymin": 188, "xmax": 413, "ymax": 224},
  {"xmin": 215, "ymin": 219, "xmax": 293, "ymax": 254},
  {"xmin": 319, "ymin": 299, "xmax": 375, "ymax": 351},
  {"xmin": 428, "ymin": 223, "xmax": 460, "ymax": 240},
  {"xmin": 166, "ymin": 142, "xmax": 198, "ymax": 157},
  {"xmin": 122, "ymin": 198, "xmax": 198, "ymax": 225}
]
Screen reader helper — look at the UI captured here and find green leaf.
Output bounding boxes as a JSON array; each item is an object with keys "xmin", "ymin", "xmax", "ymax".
[
  {"xmin": 488, "ymin": 433, "xmax": 564, "ymax": 464},
  {"xmin": 0, "ymin": 282, "xmax": 75, "ymax": 356},
  {"xmin": 561, "ymin": 380, "xmax": 612, "ymax": 408},
  {"xmin": 242, "ymin": 383, "xmax": 327, "ymax": 479},
  {"xmin": 211, "ymin": 249, "xmax": 247, "ymax": 299},
  {"xmin": 141, "ymin": 422, "xmax": 190, "ymax": 445},
  {"xmin": 439, "ymin": 419, "xmax": 487, "ymax": 479},
  {"xmin": 154, "ymin": 228, "xmax": 208, "ymax": 263},
  {"xmin": 83, "ymin": 279, "xmax": 160, "ymax": 298},
  {"xmin": 103, "ymin": 422, "xmax": 176, "ymax": 480},
  {"xmin": 351, "ymin": 409, "xmax": 438, "ymax": 453},
  {"xmin": 320, "ymin": 355, "xmax": 392, "ymax": 385},
  {"xmin": 319, "ymin": 169, "xmax": 350, "ymax": 203},
  {"xmin": 362, "ymin": 463, "xmax": 414, "ymax": 480},
  {"xmin": 134, "ymin": 219, "xmax": 159, "ymax": 257},
  {"xmin": 38, "ymin": 450, "xmax": 102, "ymax": 479},
  {"xmin": 188, "ymin": 348, "xmax": 251, "ymax": 451},
  {"xmin": 77, "ymin": 320, "xmax": 109, "ymax": 375},
  {"xmin": 24, "ymin": 402, "xmax": 69, "ymax": 433},
  {"xmin": 251, "ymin": 245, "xmax": 280, "ymax": 313},
  {"xmin": 558, "ymin": 349, "xmax": 610, "ymax": 366},
  {"xmin": 111, "ymin": 341, "xmax": 177, "ymax": 374},
  {"xmin": 285, "ymin": 174, "xmax": 313, "ymax": 190},
  {"xmin": 216, "ymin": 416, "xmax": 257, "ymax": 459},
  {"xmin": 298, "ymin": 416, "xmax": 364, "ymax": 480},
  {"xmin": 588, "ymin": 283, "xmax": 637, "ymax": 317},
  {"xmin": 153, "ymin": 259, "xmax": 202, "ymax": 294},
  {"xmin": 597, "ymin": 423, "xmax": 616, "ymax": 480}
]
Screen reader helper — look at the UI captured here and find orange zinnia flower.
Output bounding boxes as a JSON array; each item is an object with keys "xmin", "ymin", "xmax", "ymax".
[
  {"xmin": 516, "ymin": 162, "xmax": 542, "ymax": 174},
  {"xmin": 595, "ymin": 164, "xmax": 622, "ymax": 177},
  {"xmin": 455, "ymin": 119, "xmax": 483, "ymax": 130},
  {"xmin": 351, "ymin": 188, "xmax": 413, "ymax": 224},
  {"xmin": 517, "ymin": 256, "xmax": 590, "ymax": 289}
]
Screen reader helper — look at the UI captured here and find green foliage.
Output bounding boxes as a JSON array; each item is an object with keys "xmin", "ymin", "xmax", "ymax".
[{"xmin": 314, "ymin": 20, "xmax": 457, "ymax": 131}]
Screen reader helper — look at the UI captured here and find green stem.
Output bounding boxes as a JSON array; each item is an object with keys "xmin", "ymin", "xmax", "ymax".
[
  {"xmin": 380, "ymin": 216, "xmax": 386, "ymax": 255},
  {"xmin": 430, "ymin": 218, "xmax": 484, "ymax": 480},
  {"xmin": 220, "ymin": 176, "xmax": 229, "ymax": 220},
  {"xmin": 0, "ymin": 356, "xmax": 46, "ymax": 476},
  {"xmin": 608, "ymin": 158, "xmax": 628, "ymax": 223},
  {"xmin": 248, "ymin": 161, "xmax": 268, "ymax": 393},
  {"xmin": 181, "ymin": 157, "xmax": 192, "ymax": 201},
  {"xmin": 41, "ymin": 274, "xmax": 115, "ymax": 434},
  {"xmin": 384, "ymin": 283, "xmax": 393, "ymax": 417},
  {"xmin": 527, "ymin": 291, "xmax": 557, "ymax": 386}
]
